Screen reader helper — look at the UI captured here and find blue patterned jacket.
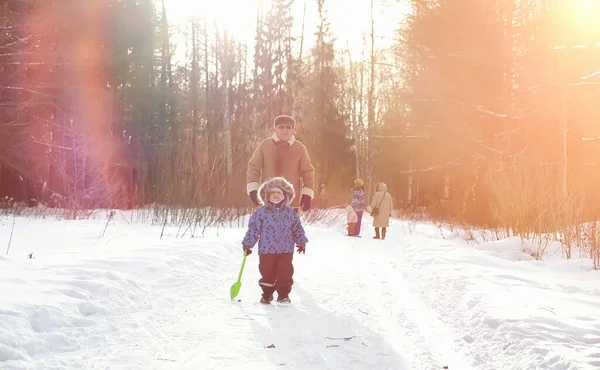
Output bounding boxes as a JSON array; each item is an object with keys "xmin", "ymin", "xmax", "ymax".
[
  {"xmin": 242, "ymin": 202, "xmax": 308, "ymax": 254},
  {"xmin": 351, "ymin": 187, "xmax": 367, "ymax": 212}
]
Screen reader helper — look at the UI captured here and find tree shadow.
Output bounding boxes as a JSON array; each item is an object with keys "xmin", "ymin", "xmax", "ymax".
[{"xmin": 239, "ymin": 285, "xmax": 410, "ymax": 370}]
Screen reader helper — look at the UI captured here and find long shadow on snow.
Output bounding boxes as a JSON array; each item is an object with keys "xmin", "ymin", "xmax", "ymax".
[{"xmin": 240, "ymin": 285, "xmax": 410, "ymax": 370}]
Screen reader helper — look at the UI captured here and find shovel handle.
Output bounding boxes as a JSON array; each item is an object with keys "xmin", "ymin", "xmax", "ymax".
[{"xmin": 236, "ymin": 251, "xmax": 248, "ymax": 283}]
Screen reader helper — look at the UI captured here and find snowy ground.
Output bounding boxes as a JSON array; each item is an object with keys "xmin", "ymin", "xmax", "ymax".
[{"xmin": 0, "ymin": 210, "xmax": 599, "ymax": 370}]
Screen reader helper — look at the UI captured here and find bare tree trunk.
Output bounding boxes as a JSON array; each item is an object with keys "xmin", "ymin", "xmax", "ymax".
[
  {"xmin": 237, "ymin": 42, "xmax": 243, "ymax": 90},
  {"xmin": 358, "ymin": 38, "xmax": 365, "ymax": 179},
  {"xmin": 347, "ymin": 42, "xmax": 359, "ymax": 179},
  {"xmin": 158, "ymin": 0, "xmax": 169, "ymax": 129},
  {"xmin": 252, "ymin": 0, "xmax": 263, "ymax": 129},
  {"xmin": 367, "ymin": 0, "xmax": 376, "ymax": 191},
  {"xmin": 188, "ymin": 19, "xmax": 202, "ymax": 205},
  {"xmin": 504, "ymin": 0, "xmax": 514, "ymax": 157},
  {"xmin": 299, "ymin": 0, "xmax": 307, "ymax": 65},
  {"xmin": 241, "ymin": 42, "xmax": 247, "ymax": 86},
  {"xmin": 191, "ymin": 19, "xmax": 199, "ymax": 154},
  {"xmin": 406, "ymin": 0, "xmax": 420, "ymax": 205},
  {"xmin": 223, "ymin": 29, "xmax": 233, "ymax": 177},
  {"xmin": 407, "ymin": 162, "xmax": 413, "ymax": 205},
  {"xmin": 444, "ymin": 172, "xmax": 450, "ymax": 200},
  {"xmin": 204, "ymin": 16, "xmax": 210, "ymax": 178},
  {"xmin": 562, "ymin": 74, "xmax": 568, "ymax": 196}
]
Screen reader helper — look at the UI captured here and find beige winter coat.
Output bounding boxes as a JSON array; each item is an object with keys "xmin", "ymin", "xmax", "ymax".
[
  {"xmin": 247, "ymin": 134, "xmax": 316, "ymax": 207},
  {"xmin": 370, "ymin": 182, "xmax": 393, "ymax": 228}
]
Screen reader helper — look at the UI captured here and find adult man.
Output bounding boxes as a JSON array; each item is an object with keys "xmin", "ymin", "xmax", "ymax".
[{"xmin": 247, "ymin": 115, "xmax": 315, "ymax": 211}]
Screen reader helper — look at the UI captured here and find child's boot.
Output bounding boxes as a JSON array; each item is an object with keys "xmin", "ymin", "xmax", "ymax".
[
  {"xmin": 260, "ymin": 293, "xmax": 273, "ymax": 304},
  {"xmin": 347, "ymin": 222, "xmax": 356, "ymax": 236},
  {"xmin": 382, "ymin": 227, "xmax": 387, "ymax": 240},
  {"xmin": 373, "ymin": 227, "xmax": 380, "ymax": 239},
  {"xmin": 277, "ymin": 296, "xmax": 291, "ymax": 304}
]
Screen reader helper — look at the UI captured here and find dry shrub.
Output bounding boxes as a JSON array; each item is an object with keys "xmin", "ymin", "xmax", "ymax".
[
  {"xmin": 485, "ymin": 162, "xmax": 571, "ymax": 259},
  {"xmin": 549, "ymin": 192, "xmax": 585, "ymax": 260},
  {"xmin": 521, "ymin": 233, "xmax": 552, "ymax": 260},
  {"xmin": 301, "ymin": 207, "xmax": 345, "ymax": 228},
  {"xmin": 578, "ymin": 222, "xmax": 600, "ymax": 269},
  {"xmin": 485, "ymin": 162, "xmax": 556, "ymax": 239},
  {"xmin": 483, "ymin": 160, "xmax": 600, "ymax": 265}
]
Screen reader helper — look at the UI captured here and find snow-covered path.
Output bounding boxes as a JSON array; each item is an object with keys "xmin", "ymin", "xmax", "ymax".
[{"xmin": 1, "ymin": 214, "xmax": 599, "ymax": 369}]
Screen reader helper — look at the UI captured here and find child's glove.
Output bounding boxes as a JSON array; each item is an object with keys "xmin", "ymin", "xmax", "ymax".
[
  {"xmin": 243, "ymin": 245, "xmax": 253, "ymax": 255},
  {"xmin": 296, "ymin": 244, "xmax": 306, "ymax": 254}
]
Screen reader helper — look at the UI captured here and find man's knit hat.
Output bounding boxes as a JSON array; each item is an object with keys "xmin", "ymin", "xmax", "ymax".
[{"xmin": 273, "ymin": 115, "xmax": 296, "ymax": 129}]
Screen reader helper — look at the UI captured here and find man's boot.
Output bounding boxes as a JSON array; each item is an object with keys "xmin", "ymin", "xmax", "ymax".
[
  {"xmin": 382, "ymin": 227, "xmax": 387, "ymax": 240},
  {"xmin": 373, "ymin": 227, "xmax": 380, "ymax": 239}
]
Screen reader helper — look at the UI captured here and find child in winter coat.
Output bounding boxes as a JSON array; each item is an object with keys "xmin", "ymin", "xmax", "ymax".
[
  {"xmin": 242, "ymin": 177, "xmax": 308, "ymax": 304},
  {"xmin": 346, "ymin": 205, "xmax": 358, "ymax": 236},
  {"xmin": 350, "ymin": 178, "xmax": 368, "ymax": 237}
]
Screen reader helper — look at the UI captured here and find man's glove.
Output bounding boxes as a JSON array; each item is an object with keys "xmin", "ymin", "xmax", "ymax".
[
  {"xmin": 299, "ymin": 195, "xmax": 312, "ymax": 211},
  {"xmin": 296, "ymin": 243, "xmax": 306, "ymax": 254},
  {"xmin": 249, "ymin": 191, "xmax": 259, "ymax": 206},
  {"xmin": 243, "ymin": 245, "xmax": 253, "ymax": 255}
]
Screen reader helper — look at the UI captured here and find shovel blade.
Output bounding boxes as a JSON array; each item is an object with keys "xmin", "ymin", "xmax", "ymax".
[{"xmin": 230, "ymin": 281, "xmax": 242, "ymax": 300}]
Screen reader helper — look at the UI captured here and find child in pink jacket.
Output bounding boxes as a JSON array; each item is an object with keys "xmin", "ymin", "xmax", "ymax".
[{"xmin": 346, "ymin": 205, "xmax": 358, "ymax": 236}]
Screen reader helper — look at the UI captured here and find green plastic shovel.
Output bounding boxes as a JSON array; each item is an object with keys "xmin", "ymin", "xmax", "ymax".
[{"xmin": 230, "ymin": 251, "xmax": 248, "ymax": 300}]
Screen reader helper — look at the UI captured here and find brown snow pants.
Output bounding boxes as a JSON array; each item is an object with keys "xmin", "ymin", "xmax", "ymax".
[{"xmin": 258, "ymin": 253, "xmax": 294, "ymax": 298}]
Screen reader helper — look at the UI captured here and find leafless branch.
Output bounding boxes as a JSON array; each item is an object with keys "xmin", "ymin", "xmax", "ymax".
[
  {"xmin": 397, "ymin": 158, "xmax": 461, "ymax": 174},
  {"xmin": 0, "ymin": 85, "xmax": 50, "ymax": 97},
  {"xmin": 31, "ymin": 137, "xmax": 73, "ymax": 151},
  {"xmin": 371, "ymin": 135, "xmax": 430, "ymax": 139}
]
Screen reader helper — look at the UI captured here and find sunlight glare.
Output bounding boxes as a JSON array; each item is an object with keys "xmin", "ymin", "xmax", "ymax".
[
  {"xmin": 163, "ymin": 0, "xmax": 409, "ymax": 62},
  {"xmin": 569, "ymin": 0, "xmax": 600, "ymax": 32},
  {"xmin": 165, "ymin": 0, "xmax": 256, "ymax": 38}
]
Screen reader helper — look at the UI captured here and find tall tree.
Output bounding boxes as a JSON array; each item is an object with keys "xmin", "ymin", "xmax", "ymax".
[
  {"xmin": 298, "ymin": 0, "xmax": 354, "ymax": 190},
  {"xmin": 254, "ymin": 0, "xmax": 295, "ymax": 135}
]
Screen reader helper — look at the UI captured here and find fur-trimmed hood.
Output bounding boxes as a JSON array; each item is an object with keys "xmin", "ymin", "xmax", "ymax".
[
  {"xmin": 258, "ymin": 177, "xmax": 295, "ymax": 206},
  {"xmin": 375, "ymin": 182, "xmax": 388, "ymax": 192}
]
